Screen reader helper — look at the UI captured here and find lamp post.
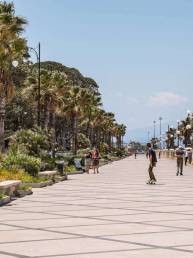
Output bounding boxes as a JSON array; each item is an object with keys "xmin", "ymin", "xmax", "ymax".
[
  {"xmin": 153, "ymin": 120, "xmax": 156, "ymax": 139},
  {"xmin": 29, "ymin": 43, "xmax": 41, "ymax": 127},
  {"xmin": 159, "ymin": 117, "xmax": 162, "ymax": 149},
  {"xmin": 176, "ymin": 120, "xmax": 180, "ymax": 147}
]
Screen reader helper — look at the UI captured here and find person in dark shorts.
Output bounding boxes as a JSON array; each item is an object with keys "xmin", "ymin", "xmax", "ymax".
[
  {"xmin": 175, "ymin": 146, "xmax": 185, "ymax": 176},
  {"xmin": 146, "ymin": 143, "xmax": 157, "ymax": 184},
  {"xmin": 84, "ymin": 148, "xmax": 92, "ymax": 174},
  {"xmin": 92, "ymin": 147, "xmax": 100, "ymax": 174}
]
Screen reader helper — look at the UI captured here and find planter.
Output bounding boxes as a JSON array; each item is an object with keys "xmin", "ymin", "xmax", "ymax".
[
  {"xmin": 54, "ymin": 176, "xmax": 67, "ymax": 182},
  {"xmin": 21, "ymin": 180, "xmax": 53, "ymax": 188},
  {"xmin": 15, "ymin": 189, "xmax": 33, "ymax": 198},
  {"xmin": 0, "ymin": 196, "xmax": 10, "ymax": 206},
  {"xmin": 67, "ymin": 171, "xmax": 84, "ymax": 175}
]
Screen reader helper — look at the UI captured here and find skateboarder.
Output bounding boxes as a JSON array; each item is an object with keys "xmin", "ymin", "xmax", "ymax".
[
  {"xmin": 146, "ymin": 143, "xmax": 157, "ymax": 184},
  {"xmin": 175, "ymin": 146, "xmax": 185, "ymax": 176}
]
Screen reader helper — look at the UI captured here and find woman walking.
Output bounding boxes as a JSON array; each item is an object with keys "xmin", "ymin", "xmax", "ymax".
[
  {"xmin": 92, "ymin": 147, "xmax": 100, "ymax": 174},
  {"xmin": 84, "ymin": 149, "xmax": 92, "ymax": 174}
]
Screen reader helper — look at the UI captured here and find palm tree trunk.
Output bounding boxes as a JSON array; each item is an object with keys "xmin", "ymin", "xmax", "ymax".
[
  {"xmin": 44, "ymin": 100, "xmax": 49, "ymax": 129},
  {"xmin": 0, "ymin": 96, "xmax": 5, "ymax": 152},
  {"xmin": 72, "ymin": 114, "xmax": 78, "ymax": 155}
]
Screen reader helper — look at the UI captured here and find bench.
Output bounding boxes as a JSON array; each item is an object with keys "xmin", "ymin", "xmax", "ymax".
[
  {"xmin": 39, "ymin": 171, "xmax": 57, "ymax": 181},
  {"xmin": 0, "ymin": 180, "xmax": 21, "ymax": 196}
]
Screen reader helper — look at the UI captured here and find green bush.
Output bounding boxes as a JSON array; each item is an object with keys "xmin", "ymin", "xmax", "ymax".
[
  {"xmin": 40, "ymin": 157, "xmax": 56, "ymax": 171},
  {"xmin": 18, "ymin": 185, "xmax": 32, "ymax": 191},
  {"xmin": 3, "ymin": 153, "xmax": 41, "ymax": 177},
  {"xmin": 9, "ymin": 128, "xmax": 53, "ymax": 157},
  {"xmin": 77, "ymin": 133, "xmax": 91, "ymax": 149},
  {"xmin": 99, "ymin": 143, "xmax": 109, "ymax": 154},
  {"xmin": 0, "ymin": 194, "xmax": 7, "ymax": 200},
  {"xmin": 65, "ymin": 165, "xmax": 77, "ymax": 173}
]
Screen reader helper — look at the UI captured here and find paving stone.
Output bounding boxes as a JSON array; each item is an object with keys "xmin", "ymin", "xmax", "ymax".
[{"xmin": 0, "ymin": 156, "xmax": 193, "ymax": 257}]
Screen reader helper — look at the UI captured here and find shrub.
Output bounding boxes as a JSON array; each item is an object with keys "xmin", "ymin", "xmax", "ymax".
[
  {"xmin": 40, "ymin": 157, "xmax": 56, "ymax": 171},
  {"xmin": 0, "ymin": 167, "xmax": 34, "ymax": 182},
  {"xmin": 3, "ymin": 153, "xmax": 41, "ymax": 177},
  {"xmin": 0, "ymin": 194, "xmax": 7, "ymax": 200},
  {"xmin": 9, "ymin": 128, "xmax": 53, "ymax": 157},
  {"xmin": 65, "ymin": 165, "xmax": 77, "ymax": 173},
  {"xmin": 77, "ymin": 133, "xmax": 91, "ymax": 149},
  {"xmin": 0, "ymin": 167, "xmax": 48, "ymax": 183},
  {"xmin": 99, "ymin": 143, "xmax": 109, "ymax": 154}
]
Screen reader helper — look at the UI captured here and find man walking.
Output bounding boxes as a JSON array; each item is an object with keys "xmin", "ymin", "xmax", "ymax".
[
  {"xmin": 147, "ymin": 143, "xmax": 157, "ymax": 184},
  {"xmin": 175, "ymin": 146, "xmax": 185, "ymax": 176}
]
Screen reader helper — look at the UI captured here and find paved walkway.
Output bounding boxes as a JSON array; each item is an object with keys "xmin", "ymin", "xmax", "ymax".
[{"xmin": 1, "ymin": 156, "xmax": 193, "ymax": 258}]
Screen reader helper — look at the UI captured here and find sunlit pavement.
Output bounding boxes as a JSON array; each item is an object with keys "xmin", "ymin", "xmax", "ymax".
[{"xmin": 1, "ymin": 156, "xmax": 193, "ymax": 257}]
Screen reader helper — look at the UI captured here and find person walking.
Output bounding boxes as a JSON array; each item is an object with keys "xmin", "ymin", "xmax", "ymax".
[
  {"xmin": 187, "ymin": 148, "xmax": 192, "ymax": 165},
  {"xmin": 175, "ymin": 146, "xmax": 185, "ymax": 176},
  {"xmin": 146, "ymin": 143, "xmax": 157, "ymax": 184},
  {"xmin": 92, "ymin": 147, "xmax": 100, "ymax": 174},
  {"xmin": 84, "ymin": 148, "xmax": 92, "ymax": 174},
  {"xmin": 185, "ymin": 149, "xmax": 188, "ymax": 166}
]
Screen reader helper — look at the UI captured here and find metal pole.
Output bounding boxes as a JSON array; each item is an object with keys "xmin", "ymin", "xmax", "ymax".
[
  {"xmin": 159, "ymin": 117, "xmax": 162, "ymax": 149},
  {"xmin": 38, "ymin": 42, "xmax": 41, "ymax": 127},
  {"xmin": 153, "ymin": 120, "xmax": 156, "ymax": 139}
]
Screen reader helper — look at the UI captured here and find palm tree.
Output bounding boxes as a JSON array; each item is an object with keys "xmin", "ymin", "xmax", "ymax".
[
  {"xmin": 0, "ymin": 1, "xmax": 27, "ymax": 150},
  {"xmin": 62, "ymin": 87, "xmax": 85, "ymax": 154},
  {"xmin": 23, "ymin": 69, "xmax": 68, "ymax": 129}
]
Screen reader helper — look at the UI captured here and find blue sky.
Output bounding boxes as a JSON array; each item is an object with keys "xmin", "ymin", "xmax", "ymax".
[{"xmin": 12, "ymin": 0, "xmax": 193, "ymax": 142}]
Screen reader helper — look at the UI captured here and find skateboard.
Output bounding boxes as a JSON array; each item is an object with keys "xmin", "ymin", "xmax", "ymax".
[{"xmin": 146, "ymin": 180, "xmax": 156, "ymax": 185}]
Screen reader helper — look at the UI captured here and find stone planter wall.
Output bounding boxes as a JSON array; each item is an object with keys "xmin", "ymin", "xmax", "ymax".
[
  {"xmin": 21, "ymin": 180, "xmax": 53, "ymax": 188},
  {"xmin": 0, "ymin": 196, "xmax": 10, "ymax": 206}
]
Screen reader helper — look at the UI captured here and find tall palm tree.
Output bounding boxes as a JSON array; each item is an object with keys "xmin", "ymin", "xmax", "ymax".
[
  {"xmin": 0, "ymin": 1, "xmax": 27, "ymax": 150},
  {"xmin": 62, "ymin": 87, "xmax": 84, "ymax": 155},
  {"xmin": 23, "ymin": 69, "xmax": 68, "ymax": 129}
]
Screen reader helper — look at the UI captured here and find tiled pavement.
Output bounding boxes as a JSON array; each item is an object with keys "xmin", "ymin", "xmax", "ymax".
[{"xmin": 1, "ymin": 156, "xmax": 193, "ymax": 257}]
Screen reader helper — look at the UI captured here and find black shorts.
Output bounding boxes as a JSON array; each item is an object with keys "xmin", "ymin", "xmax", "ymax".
[{"xmin": 93, "ymin": 159, "xmax": 99, "ymax": 166}]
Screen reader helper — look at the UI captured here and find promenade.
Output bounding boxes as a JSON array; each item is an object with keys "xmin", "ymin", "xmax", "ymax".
[{"xmin": 1, "ymin": 156, "xmax": 193, "ymax": 257}]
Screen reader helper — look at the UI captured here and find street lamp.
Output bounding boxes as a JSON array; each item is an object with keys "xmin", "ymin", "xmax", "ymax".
[
  {"xmin": 29, "ymin": 43, "xmax": 41, "ymax": 127},
  {"xmin": 158, "ymin": 117, "xmax": 163, "ymax": 149},
  {"xmin": 153, "ymin": 120, "xmax": 156, "ymax": 139}
]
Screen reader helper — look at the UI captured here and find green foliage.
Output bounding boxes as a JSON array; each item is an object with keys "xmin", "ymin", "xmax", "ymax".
[
  {"xmin": 39, "ymin": 61, "xmax": 99, "ymax": 91},
  {"xmin": 115, "ymin": 148, "xmax": 128, "ymax": 157},
  {"xmin": 65, "ymin": 165, "xmax": 77, "ymax": 173},
  {"xmin": 9, "ymin": 128, "xmax": 53, "ymax": 157},
  {"xmin": 77, "ymin": 133, "xmax": 91, "ymax": 149},
  {"xmin": 40, "ymin": 157, "xmax": 56, "ymax": 171},
  {"xmin": 3, "ymin": 152, "xmax": 41, "ymax": 177},
  {"xmin": 0, "ymin": 194, "xmax": 7, "ymax": 200},
  {"xmin": 0, "ymin": 167, "xmax": 34, "ymax": 182},
  {"xmin": 99, "ymin": 143, "xmax": 109, "ymax": 154},
  {"xmin": 18, "ymin": 185, "xmax": 32, "ymax": 191}
]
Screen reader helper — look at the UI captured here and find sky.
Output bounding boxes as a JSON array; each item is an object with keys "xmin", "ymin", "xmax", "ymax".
[{"xmin": 12, "ymin": 0, "xmax": 193, "ymax": 142}]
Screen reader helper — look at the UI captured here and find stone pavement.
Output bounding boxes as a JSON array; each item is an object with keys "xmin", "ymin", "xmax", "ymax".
[{"xmin": 1, "ymin": 156, "xmax": 193, "ymax": 257}]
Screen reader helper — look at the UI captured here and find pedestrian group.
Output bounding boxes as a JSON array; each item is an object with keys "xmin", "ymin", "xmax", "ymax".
[
  {"xmin": 84, "ymin": 147, "xmax": 101, "ymax": 174},
  {"xmin": 146, "ymin": 143, "xmax": 192, "ymax": 184}
]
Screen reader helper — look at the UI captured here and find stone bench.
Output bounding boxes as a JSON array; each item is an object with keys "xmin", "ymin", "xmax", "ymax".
[
  {"xmin": 0, "ymin": 180, "xmax": 21, "ymax": 196},
  {"xmin": 39, "ymin": 171, "xmax": 57, "ymax": 181}
]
